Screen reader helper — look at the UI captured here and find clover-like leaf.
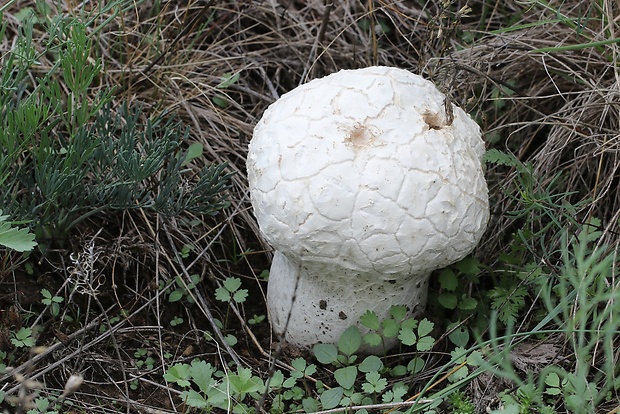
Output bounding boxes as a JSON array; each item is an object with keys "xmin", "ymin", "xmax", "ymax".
[
  {"xmin": 168, "ymin": 289, "xmax": 184, "ymax": 303},
  {"xmin": 223, "ymin": 277, "xmax": 242, "ymax": 292},
  {"xmin": 214, "ymin": 286, "xmax": 231, "ymax": 302},
  {"xmin": 381, "ymin": 319, "xmax": 400, "ymax": 338},
  {"xmin": 334, "ymin": 366, "xmax": 357, "ymax": 389},
  {"xmin": 0, "ymin": 220, "xmax": 37, "ymax": 252},
  {"xmin": 359, "ymin": 310, "xmax": 380, "ymax": 330},
  {"xmin": 338, "ymin": 326, "xmax": 362, "ymax": 356},
  {"xmin": 164, "ymin": 364, "xmax": 191, "ymax": 387},
  {"xmin": 302, "ymin": 397, "xmax": 320, "ymax": 412},
  {"xmin": 226, "ymin": 367, "xmax": 263, "ymax": 394},
  {"xmin": 359, "ymin": 355, "xmax": 383, "ymax": 373},
  {"xmin": 320, "ymin": 387, "xmax": 343, "ymax": 409},
  {"xmin": 458, "ymin": 296, "xmax": 478, "ymax": 310},
  {"xmin": 363, "ymin": 332, "xmax": 382, "ymax": 347},
  {"xmin": 545, "ymin": 373, "xmax": 562, "ymax": 395},
  {"xmin": 438, "ymin": 268, "xmax": 458, "ymax": 291},
  {"xmin": 389, "ymin": 305, "xmax": 408, "ymax": 320},
  {"xmin": 361, "ymin": 371, "xmax": 387, "ymax": 393},
  {"xmin": 447, "ymin": 322, "xmax": 469, "ymax": 348},
  {"xmin": 181, "ymin": 389, "xmax": 209, "ymax": 408},
  {"xmin": 182, "ymin": 142, "xmax": 203, "ymax": 167},
  {"xmin": 314, "ymin": 343, "xmax": 338, "ymax": 364},
  {"xmin": 417, "ymin": 318, "xmax": 434, "ymax": 337},
  {"xmin": 437, "ymin": 292, "xmax": 457, "ymax": 309},
  {"xmin": 291, "ymin": 357, "xmax": 316, "ymax": 378},
  {"xmin": 232, "ymin": 288, "xmax": 248, "ymax": 303},
  {"xmin": 416, "ymin": 336, "xmax": 435, "ymax": 351},
  {"xmin": 398, "ymin": 328, "xmax": 417, "ymax": 346},
  {"xmin": 189, "ymin": 360, "xmax": 215, "ymax": 392},
  {"xmin": 407, "ymin": 357, "xmax": 425, "ymax": 374}
]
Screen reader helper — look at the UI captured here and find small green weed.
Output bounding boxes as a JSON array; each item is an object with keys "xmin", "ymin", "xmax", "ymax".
[
  {"xmin": 40, "ymin": 289, "xmax": 63, "ymax": 317},
  {"xmin": 170, "ymin": 316, "xmax": 184, "ymax": 327},
  {"xmin": 0, "ymin": 18, "xmax": 233, "ymax": 247},
  {"xmin": 10, "ymin": 327, "xmax": 34, "ymax": 348},
  {"xmin": 310, "ymin": 313, "xmax": 435, "ymax": 411},
  {"xmin": 165, "ymin": 360, "xmax": 263, "ymax": 413},
  {"xmin": 166, "ymin": 274, "xmax": 201, "ymax": 304},
  {"xmin": 215, "ymin": 277, "xmax": 249, "ymax": 329},
  {"xmin": 99, "ymin": 314, "xmax": 121, "ymax": 333},
  {"xmin": 165, "ymin": 306, "xmax": 436, "ymax": 413},
  {"xmin": 134, "ymin": 348, "xmax": 156, "ymax": 370},
  {"xmin": 481, "ymin": 221, "xmax": 619, "ymax": 413},
  {"xmin": 248, "ymin": 314, "xmax": 266, "ymax": 325},
  {"xmin": 358, "ymin": 305, "xmax": 435, "ymax": 353},
  {"xmin": 215, "ymin": 277, "xmax": 249, "ymax": 304},
  {"xmin": 431, "ymin": 257, "xmax": 483, "ymax": 347},
  {"xmin": 179, "ymin": 243, "xmax": 193, "ymax": 259},
  {"xmin": 447, "ymin": 391, "xmax": 476, "ymax": 414},
  {"xmin": 487, "ymin": 285, "xmax": 528, "ymax": 326},
  {"xmin": 212, "ymin": 71, "xmax": 241, "ymax": 108},
  {"xmin": 25, "ymin": 397, "xmax": 58, "ymax": 414}
]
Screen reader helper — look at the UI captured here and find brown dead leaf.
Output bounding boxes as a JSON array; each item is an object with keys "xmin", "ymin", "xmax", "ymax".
[{"xmin": 510, "ymin": 341, "xmax": 560, "ymax": 373}]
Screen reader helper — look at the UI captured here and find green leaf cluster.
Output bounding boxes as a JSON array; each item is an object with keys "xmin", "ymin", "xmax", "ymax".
[
  {"xmin": 310, "ymin": 318, "xmax": 430, "ymax": 412},
  {"xmin": 10, "ymin": 327, "xmax": 34, "ymax": 348},
  {"xmin": 165, "ymin": 360, "xmax": 263, "ymax": 413},
  {"xmin": 40, "ymin": 288, "xmax": 63, "ymax": 317},
  {"xmin": 359, "ymin": 305, "xmax": 435, "ymax": 353},
  {"xmin": 166, "ymin": 274, "xmax": 201, "ymax": 304},
  {"xmin": 215, "ymin": 277, "xmax": 249, "ymax": 304},
  {"xmin": 431, "ymin": 258, "xmax": 483, "ymax": 348},
  {"xmin": 0, "ymin": 15, "xmax": 233, "ymax": 246}
]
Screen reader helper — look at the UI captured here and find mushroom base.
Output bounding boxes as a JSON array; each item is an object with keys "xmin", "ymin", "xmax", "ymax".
[{"xmin": 267, "ymin": 251, "xmax": 430, "ymax": 354}]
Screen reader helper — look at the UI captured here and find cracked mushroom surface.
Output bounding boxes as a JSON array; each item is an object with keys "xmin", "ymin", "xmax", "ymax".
[{"xmin": 247, "ymin": 66, "xmax": 489, "ymax": 351}]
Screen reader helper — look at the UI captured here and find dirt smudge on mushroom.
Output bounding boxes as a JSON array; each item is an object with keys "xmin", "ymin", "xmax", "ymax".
[
  {"xmin": 422, "ymin": 111, "xmax": 446, "ymax": 130},
  {"xmin": 345, "ymin": 124, "xmax": 375, "ymax": 148}
]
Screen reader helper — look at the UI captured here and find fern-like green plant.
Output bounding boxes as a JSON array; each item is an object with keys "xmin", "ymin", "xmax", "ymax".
[
  {"xmin": 0, "ymin": 17, "xmax": 233, "ymax": 244},
  {"xmin": 19, "ymin": 103, "xmax": 233, "ymax": 240},
  {"xmin": 487, "ymin": 283, "xmax": 528, "ymax": 326}
]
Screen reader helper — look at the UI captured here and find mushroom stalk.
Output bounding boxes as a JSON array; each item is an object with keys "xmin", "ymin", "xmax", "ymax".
[{"xmin": 268, "ymin": 251, "xmax": 430, "ymax": 350}]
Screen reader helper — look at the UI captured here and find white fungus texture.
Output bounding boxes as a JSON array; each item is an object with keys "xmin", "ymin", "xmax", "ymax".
[{"xmin": 247, "ymin": 66, "xmax": 489, "ymax": 350}]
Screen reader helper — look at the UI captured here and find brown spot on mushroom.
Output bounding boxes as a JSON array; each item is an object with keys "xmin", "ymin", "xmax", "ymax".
[
  {"xmin": 345, "ymin": 124, "xmax": 374, "ymax": 148},
  {"xmin": 338, "ymin": 311, "xmax": 347, "ymax": 320},
  {"xmin": 422, "ymin": 112, "xmax": 446, "ymax": 130},
  {"xmin": 319, "ymin": 300, "xmax": 327, "ymax": 310}
]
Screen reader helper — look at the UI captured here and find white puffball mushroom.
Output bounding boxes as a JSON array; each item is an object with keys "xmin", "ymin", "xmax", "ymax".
[{"xmin": 247, "ymin": 66, "xmax": 489, "ymax": 352}]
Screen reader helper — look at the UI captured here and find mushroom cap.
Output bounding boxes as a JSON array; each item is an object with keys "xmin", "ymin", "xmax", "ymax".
[{"xmin": 247, "ymin": 66, "xmax": 489, "ymax": 279}]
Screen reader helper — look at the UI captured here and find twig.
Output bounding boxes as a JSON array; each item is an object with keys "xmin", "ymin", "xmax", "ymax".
[{"xmin": 312, "ymin": 399, "xmax": 434, "ymax": 414}]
